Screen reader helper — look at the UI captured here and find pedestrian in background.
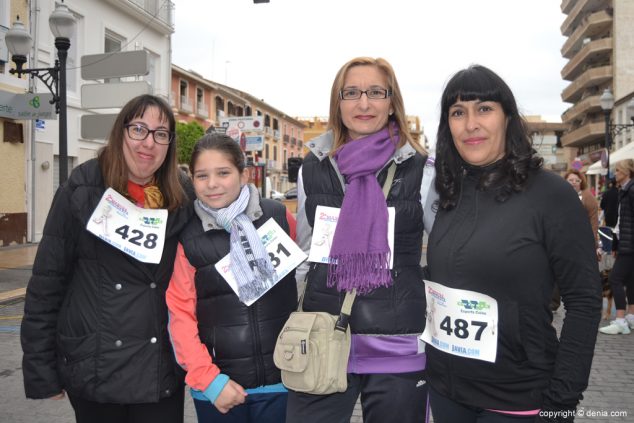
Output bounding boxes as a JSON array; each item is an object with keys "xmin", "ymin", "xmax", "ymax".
[
  {"xmin": 551, "ymin": 169, "xmax": 601, "ymax": 311},
  {"xmin": 565, "ymin": 169, "xmax": 599, "ymax": 244},
  {"xmin": 599, "ymin": 159, "xmax": 634, "ymax": 335},
  {"xmin": 426, "ymin": 65, "xmax": 601, "ymax": 422},
  {"xmin": 288, "ymin": 56, "xmax": 436, "ymax": 423},
  {"xmin": 166, "ymin": 133, "xmax": 297, "ymax": 422},
  {"xmin": 21, "ymin": 95, "xmax": 192, "ymax": 423},
  {"xmin": 600, "ymin": 178, "xmax": 619, "ymax": 228}
]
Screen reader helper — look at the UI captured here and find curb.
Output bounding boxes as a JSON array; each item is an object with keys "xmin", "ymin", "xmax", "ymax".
[{"xmin": 0, "ymin": 288, "xmax": 26, "ymax": 305}]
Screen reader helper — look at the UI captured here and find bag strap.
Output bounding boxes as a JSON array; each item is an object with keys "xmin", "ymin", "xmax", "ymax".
[
  {"xmin": 334, "ymin": 161, "xmax": 395, "ymax": 332},
  {"xmin": 382, "ymin": 161, "xmax": 397, "ymax": 199}
]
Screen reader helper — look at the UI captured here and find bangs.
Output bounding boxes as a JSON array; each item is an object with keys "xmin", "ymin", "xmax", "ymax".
[
  {"xmin": 443, "ymin": 67, "xmax": 505, "ymax": 108},
  {"xmin": 125, "ymin": 96, "xmax": 173, "ymax": 128}
]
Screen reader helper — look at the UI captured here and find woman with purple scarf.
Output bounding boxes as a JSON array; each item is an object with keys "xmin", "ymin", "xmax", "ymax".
[{"xmin": 287, "ymin": 57, "xmax": 436, "ymax": 423}]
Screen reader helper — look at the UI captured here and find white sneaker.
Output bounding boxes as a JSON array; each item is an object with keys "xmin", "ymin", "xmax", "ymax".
[
  {"xmin": 625, "ymin": 314, "xmax": 634, "ymax": 330},
  {"xmin": 599, "ymin": 320, "xmax": 631, "ymax": 335}
]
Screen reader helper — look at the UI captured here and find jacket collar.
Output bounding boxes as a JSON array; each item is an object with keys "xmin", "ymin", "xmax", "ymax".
[
  {"xmin": 195, "ymin": 184, "xmax": 263, "ymax": 231},
  {"xmin": 305, "ymin": 129, "xmax": 416, "ymax": 165}
]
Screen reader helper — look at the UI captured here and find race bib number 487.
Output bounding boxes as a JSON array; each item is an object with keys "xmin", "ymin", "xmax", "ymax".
[{"xmin": 421, "ymin": 280, "xmax": 498, "ymax": 363}]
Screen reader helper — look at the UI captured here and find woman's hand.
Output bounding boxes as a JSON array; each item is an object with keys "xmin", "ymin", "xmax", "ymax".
[
  {"xmin": 214, "ymin": 379, "xmax": 247, "ymax": 414},
  {"xmin": 48, "ymin": 391, "xmax": 65, "ymax": 400}
]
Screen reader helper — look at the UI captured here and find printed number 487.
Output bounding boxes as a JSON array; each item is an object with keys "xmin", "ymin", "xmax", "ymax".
[{"xmin": 439, "ymin": 316, "xmax": 487, "ymax": 340}]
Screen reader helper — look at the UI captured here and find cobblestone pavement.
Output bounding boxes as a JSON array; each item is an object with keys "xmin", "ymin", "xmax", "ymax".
[{"xmin": 1, "ymin": 243, "xmax": 632, "ymax": 422}]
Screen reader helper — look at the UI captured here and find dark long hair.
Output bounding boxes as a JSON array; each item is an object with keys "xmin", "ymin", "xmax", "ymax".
[
  {"xmin": 98, "ymin": 94, "xmax": 185, "ymax": 211},
  {"xmin": 435, "ymin": 65, "xmax": 542, "ymax": 210}
]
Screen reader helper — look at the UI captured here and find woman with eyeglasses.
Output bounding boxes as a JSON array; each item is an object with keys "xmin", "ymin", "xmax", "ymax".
[
  {"xmin": 287, "ymin": 57, "xmax": 436, "ymax": 423},
  {"xmin": 21, "ymin": 94, "xmax": 192, "ymax": 423},
  {"xmin": 426, "ymin": 65, "xmax": 600, "ymax": 423}
]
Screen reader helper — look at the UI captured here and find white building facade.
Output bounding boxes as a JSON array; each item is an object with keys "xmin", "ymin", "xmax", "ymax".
[{"xmin": 1, "ymin": 0, "xmax": 174, "ymax": 243}]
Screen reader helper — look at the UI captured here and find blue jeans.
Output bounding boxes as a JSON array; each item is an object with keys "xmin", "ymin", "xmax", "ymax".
[{"xmin": 193, "ymin": 392, "xmax": 287, "ymax": 423}]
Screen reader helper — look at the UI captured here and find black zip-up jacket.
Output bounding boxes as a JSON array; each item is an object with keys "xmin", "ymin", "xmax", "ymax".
[
  {"xmin": 178, "ymin": 198, "xmax": 297, "ymax": 388},
  {"xmin": 21, "ymin": 159, "xmax": 192, "ymax": 403},
  {"xmin": 616, "ymin": 179, "xmax": 634, "ymax": 254},
  {"xmin": 427, "ymin": 166, "xmax": 601, "ymax": 412}
]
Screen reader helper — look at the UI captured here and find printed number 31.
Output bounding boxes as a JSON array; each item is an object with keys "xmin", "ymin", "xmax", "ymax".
[{"xmin": 268, "ymin": 243, "xmax": 290, "ymax": 268}]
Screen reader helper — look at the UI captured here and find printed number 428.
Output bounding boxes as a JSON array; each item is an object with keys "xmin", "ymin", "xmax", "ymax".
[
  {"xmin": 115, "ymin": 225, "xmax": 158, "ymax": 249},
  {"xmin": 439, "ymin": 316, "xmax": 487, "ymax": 340}
]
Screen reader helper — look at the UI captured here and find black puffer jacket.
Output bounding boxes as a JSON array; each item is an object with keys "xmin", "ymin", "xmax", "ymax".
[
  {"xmin": 21, "ymin": 159, "xmax": 192, "ymax": 403},
  {"xmin": 616, "ymin": 179, "xmax": 634, "ymax": 254},
  {"xmin": 301, "ymin": 150, "xmax": 426, "ymax": 334},
  {"xmin": 178, "ymin": 198, "xmax": 297, "ymax": 388}
]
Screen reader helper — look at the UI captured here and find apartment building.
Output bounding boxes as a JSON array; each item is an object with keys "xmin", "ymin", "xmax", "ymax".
[
  {"xmin": 560, "ymin": 0, "xmax": 634, "ymax": 168},
  {"xmin": 0, "ymin": 0, "xmax": 174, "ymax": 245},
  {"xmin": 171, "ymin": 64, "xmax": 305, "ymax": 194},
  {"xmin": 525, "ymin": 117, "xmax": 569, "ymax": 174}
]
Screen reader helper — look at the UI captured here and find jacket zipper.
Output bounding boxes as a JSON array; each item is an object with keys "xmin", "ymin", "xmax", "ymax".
[{"xmin": 248, "ymin": 304, "xmax": 265, "ymax": 386}]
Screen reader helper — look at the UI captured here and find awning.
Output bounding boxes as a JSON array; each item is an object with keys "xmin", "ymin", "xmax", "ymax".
[{"xmin": 585, "ymin": 142, "xmax": 634, "ymax": 175}]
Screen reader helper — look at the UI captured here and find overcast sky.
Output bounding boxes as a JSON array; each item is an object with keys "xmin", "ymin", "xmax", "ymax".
[{"xmin": 171, "ymin": 0, "xmax": 568, "ymax": 146}]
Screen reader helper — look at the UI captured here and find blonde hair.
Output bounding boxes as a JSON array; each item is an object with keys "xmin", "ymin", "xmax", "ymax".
[
  {"xmin": 616, "ymin": 159, "xmax": 634, "ymax": 178},
  {"xmin": 327, "ymin": 57, "xmax": 424, "ymax": 155}
]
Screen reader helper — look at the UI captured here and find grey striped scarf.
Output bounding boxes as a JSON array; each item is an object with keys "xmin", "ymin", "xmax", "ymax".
[{"xmin": 196, "ymin": 185, "xmax": 277, "ymax": 304}]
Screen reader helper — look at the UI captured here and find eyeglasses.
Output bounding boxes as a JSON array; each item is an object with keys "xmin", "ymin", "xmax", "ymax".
[
  {"xmin": 567, "ymin": 178, "xmax": 582, "ymax": 184},
  {"xmin": 339, "ymin": 88, "xmax": 392, "ymax": 100},
  {"xmin": 125, "ymin": 124, "xmax": 174, "ymax": 145}
]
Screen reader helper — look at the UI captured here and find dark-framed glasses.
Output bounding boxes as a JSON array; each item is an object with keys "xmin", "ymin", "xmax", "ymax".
[
  {"xmin": 125, "ymin": 124, "xmax": 174, "ymax": 145},
  {"xmin": 339, "ymin": 88, "xmax": 392, "ymax": 100}
]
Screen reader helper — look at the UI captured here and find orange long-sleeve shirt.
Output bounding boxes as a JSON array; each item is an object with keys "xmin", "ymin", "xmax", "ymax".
[{"xmin": 166, "ymin": 243, "xmax": 221, "ymax": 391}]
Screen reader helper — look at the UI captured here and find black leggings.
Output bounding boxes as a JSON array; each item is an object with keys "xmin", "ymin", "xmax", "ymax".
[
  {"xmin": 429, "ymin": 387, "xmax": 537, "ymax": 423},
  {"xmin": 287, "ymin": 370, "xmax": 428, "ymax": 423},
  {"xmin": 68, "ymin": 387, "xmax": 184, "ymax": 423},
  {"xmin": 609, "ymin": 253, "xmax": 634, "ymax": 310}
]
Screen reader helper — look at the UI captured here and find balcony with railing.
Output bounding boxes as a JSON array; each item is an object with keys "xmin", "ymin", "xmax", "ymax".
[
  {"xmin": 561, "ymin": 121, "xmax": 604, "ymax": 148},
  {"xmin": 561, "ymin": 9, "xmax": 612, "ymax": 59},
  {"xmin": 283, "ymin": 134, "xmax": 290, "ymax": 145},
  {"xmin": 561, "ymin": 0, "xmax": 575, "ymax": 15},
  {"xmin": 290, "ymin": 137, "xmax": 297, "ymax": 146},
  {"xmin": 562, "ymin": 94, "xmax": 602, "ymax": 124},
  {"xmin": 560, "ymin": 0, "xmax": 608, "ymax": 37},
  {"xmin": 196, "ymin": 102, "xmax": 209, "ymax": 118},
  {"xmin": 180, "ymin": 96, "xmax": 193, "ymax": 113},
  {"xmin": 274, "ymin": 129, "xmax": 280, "ymax": 140},
  {"xmin": 561, "ymin": 37, "xmax": 612, "ymax": 81},
  {"xmin": 108, "ymin": 0, "xmax": 174, "ymax": 33},
  {"xmin": 561, "ymin": 64, "xmax": 611, "ymax": 103}
]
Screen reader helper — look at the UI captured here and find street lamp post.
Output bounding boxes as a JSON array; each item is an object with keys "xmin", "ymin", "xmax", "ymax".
[
  {"xmin": 4, "ymin": 2, "xmax": 76, "ymax": 185},
  {"xmin": 599, "ymin": 88, "xmax": 634, "ymax": 179}
]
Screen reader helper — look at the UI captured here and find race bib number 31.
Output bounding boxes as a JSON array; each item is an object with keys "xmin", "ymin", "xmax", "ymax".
[
  {"xmin": 215, "ymin": 218, "xmax": 307, "ymax": 306},
  {"xmin": 86, "ymin": 188, "xmax": 168, "ymax": 264},
  {"xmin": 421, "ymin": 280, "xmax": 498, "ymax": 363}
]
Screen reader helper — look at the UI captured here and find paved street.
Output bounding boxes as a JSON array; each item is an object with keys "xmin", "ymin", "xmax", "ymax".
[{"xmin": 1, "ymin": 243, "xmax": 632, "ymax": 422}]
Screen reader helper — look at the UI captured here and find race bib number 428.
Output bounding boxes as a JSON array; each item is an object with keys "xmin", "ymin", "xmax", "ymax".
[
  {"xmin": 420, "ymin": 280, "xmax": 498, "ymax": 363},
  {"xmin": 86, "ymin": 188, "xmax": 168, "ymax": 264}
]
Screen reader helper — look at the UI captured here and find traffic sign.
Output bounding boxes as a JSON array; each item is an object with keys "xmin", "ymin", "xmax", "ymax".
[
  {"xmin": 81, "ymin": 81, "xmax": 152, "ymax": 109},
  {"xmin": 81, "ymin": 50, "xmax": 149, "ymax": 80},
  {"xmin": 81, "ymin": 114, "xmax": 118, "ymax": 139},
  {"xmin": 220, "ymin": 116, "xmax": 264, "ymax": 133}
]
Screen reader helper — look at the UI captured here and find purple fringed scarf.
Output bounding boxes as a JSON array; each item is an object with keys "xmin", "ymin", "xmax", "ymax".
[{"xmin": 327, "ymin": 125, "xmax": 397, "ymax": 293}]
